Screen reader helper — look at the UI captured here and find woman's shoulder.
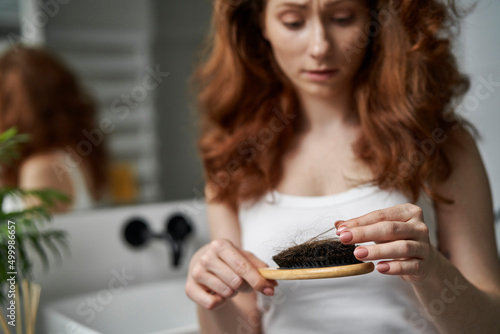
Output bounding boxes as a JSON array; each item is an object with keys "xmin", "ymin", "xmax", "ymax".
[
  {"xmin": 21, "ymin": 150, "xmax": 63, "ymax": 166},
  {"xmin": 20, "ymin": 150, "xmax": 66, "ymax": 176},
  {"xmin": 441, "ymin": 126, "xmax": 481, "ymax": 170},
  {"xmin": 19, "ymin": 150, "xmax": 73, "ymax": 194},
  {"xmin": 434, "ymin": 125, "xmax": 487, "ymax": 197}
]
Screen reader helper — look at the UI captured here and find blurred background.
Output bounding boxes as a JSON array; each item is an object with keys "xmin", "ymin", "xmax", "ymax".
[
  {"xmin": 0, "ymin": 0, "xmax": 498, "ymax": 213},
  {"xmin": 0, "ymin": 0, "xmax": 212, "ymax": 207}
]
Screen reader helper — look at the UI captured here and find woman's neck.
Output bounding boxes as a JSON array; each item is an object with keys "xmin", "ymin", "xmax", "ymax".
[{"xmin": 296, "ymin": 88, "xmax": 358, "ymax": 135}]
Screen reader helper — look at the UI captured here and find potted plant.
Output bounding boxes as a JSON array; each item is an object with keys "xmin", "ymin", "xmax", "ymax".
[{"xmin": 0, "ymin": 128, "xmax": 69, "ymax": 334}]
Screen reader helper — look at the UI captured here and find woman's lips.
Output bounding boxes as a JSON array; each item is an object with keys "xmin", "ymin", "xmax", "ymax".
[{"xmin": 304, "ymin": 69, "xmax": 338, "ymax": 81}]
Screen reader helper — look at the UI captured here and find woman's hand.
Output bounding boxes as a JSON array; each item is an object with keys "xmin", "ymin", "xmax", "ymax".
[
  {"xmin": 185, "ymin": 239, "xmax": 277, "ymax": 310},
  {"xmin": 334, "ymin": 203, "xmax": 438, "ymax": 283}
]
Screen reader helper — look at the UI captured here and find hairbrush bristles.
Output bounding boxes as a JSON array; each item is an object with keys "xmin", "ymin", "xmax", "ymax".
[
  {"xmin": 272, "ymin": 238, "xmax": 362, "ymax": 269},
  {"xmin": 259, "ymin": 228, "xmax": 374, "ymax": 280}
]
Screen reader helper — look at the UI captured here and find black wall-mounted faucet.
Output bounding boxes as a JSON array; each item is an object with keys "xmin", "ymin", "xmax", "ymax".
[
  {"xmin": 123, "ymin": 213, "xmax": 193, "ymax": 268},
  {"xmin": 165, "ymin": 214, "xmax": 193, "ymax": 267}
]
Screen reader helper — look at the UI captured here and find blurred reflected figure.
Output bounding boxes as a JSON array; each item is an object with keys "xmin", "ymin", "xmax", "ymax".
[{"xmin": 0, "ymin": 45, "xmax": 108, "ymax": 212}]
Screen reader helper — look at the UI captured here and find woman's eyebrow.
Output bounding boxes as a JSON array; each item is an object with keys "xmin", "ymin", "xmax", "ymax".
[
  {"xmin": 275, "ymin": 0, "xmax": 357, "ymax": 10},
  {"xmin": 276, "ymin": 1, "xmax": 308, "ymax": 10},
  {"xmin": 324, "ymin": 0, "xmax": 359, "ymax": 8}
]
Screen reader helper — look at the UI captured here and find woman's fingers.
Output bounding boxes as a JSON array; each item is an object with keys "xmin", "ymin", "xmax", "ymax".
[
  {"xmin": 214, "ymin": 240, "xmax": 275, "ymax": 295},
  {"xmin": 186, "ymin": 239, "xmax": 276, "ymax": 310},
  {"xmin": 339, "ymin": 220, "xmax": 430, "ymax": 244},
  {"xmin": 333, "ymin": 204, "xmax": 435, "ymax": 283},
  {"xmin": 200, "ymin": 250, "xmax": 246, "ymax": 292},
  {"xmin": 353, "ymin": 240, "xmax": 429, "ymax": 261},
  {"xmin": 185, "ymin": 279, "xmax": 226, "ymax": 310},
  {"xmin": 193, "ymin": 260, "xmax": 238, "ymax": 298},
  {"xmin": 375, "ymin": 259, "xmax": 429, "ymax": 282},
  {"xmin": 335, "ymin": 203, "xmax": 423, "ymax": 230},
  {"xmin": 243, "ymin": 251, "xmax": 278, "ymax": 287},
  {"xmin": 243, "ymin": 250, "xmax": 269, "ymax": 268}
]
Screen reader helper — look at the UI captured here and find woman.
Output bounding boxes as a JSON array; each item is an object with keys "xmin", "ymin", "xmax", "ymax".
[
  {"xmin": 187, "ymin": 0, "xmax": 500, "ymax": 333},
  {"xmin": 0, "ymin": 45, "xmax": 108, "ymax": 212}
]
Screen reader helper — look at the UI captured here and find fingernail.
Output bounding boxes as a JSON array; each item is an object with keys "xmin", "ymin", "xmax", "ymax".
[
  {"xmin": 339, "ymin": 231, "xmax": 353, "ymax": 243},
  {"xmin": 353, "ymin": 247, "xmax": 368, "ymax": 259},
  {"xmin": 263, "ymin": 287, "xmax": 274, "ymax": 296},
  {"xmin": 334, "ymin": 220, "xmax": 345, "ymax": 228},
  {"xmin": 376, "ymin": 263, "xmax": 390, "ymax": 273},
  {"xmin": 336, "ymin": 225, "xmax": 347, "ymax": 235}
]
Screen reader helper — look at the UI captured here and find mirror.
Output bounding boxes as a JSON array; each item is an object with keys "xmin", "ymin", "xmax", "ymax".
[{"xmin": 0, "ymin": 0, "xmax": 213, "ymax": 208}]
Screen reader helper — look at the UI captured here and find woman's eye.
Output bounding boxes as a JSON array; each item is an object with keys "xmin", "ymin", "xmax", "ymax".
[
  {"xmin": 283, "ymin": 21, "xmax": 304, "ymax": 29},
  {"xmin": 332, "ymin": 16, "xmax": 355, "ymax": 25}
]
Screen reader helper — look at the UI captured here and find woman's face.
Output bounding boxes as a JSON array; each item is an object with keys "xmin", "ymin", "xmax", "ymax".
[{"xmin": 263, "ymin": 0, "xmax": 371, "ymax": 98}]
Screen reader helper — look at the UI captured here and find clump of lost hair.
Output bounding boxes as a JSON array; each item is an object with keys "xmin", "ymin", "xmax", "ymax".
[{"xmin": 272, "ymin": 228, "xmax": 363, "ymax": 269}]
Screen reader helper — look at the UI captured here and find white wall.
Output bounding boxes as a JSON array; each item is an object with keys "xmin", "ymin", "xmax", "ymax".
[
  {"xmin": 459, "ymin": 1, "xmax": 500, "ymax": 248},
  {"xmin": 461, "ymin": 1, "xmax": 500, "ymax": 210},
  {"xmin": 32, "ymin": 201, "xmax": 208, "ymax": 302},
  {"xmin": 152, "ymin": 0, "xmax": 211, "ymax": 202}
]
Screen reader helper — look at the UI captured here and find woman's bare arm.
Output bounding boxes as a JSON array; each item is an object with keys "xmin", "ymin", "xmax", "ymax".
[
  {"xmin": 412, "ymin": 129, "xmax": 500, "ymax": 333},
  {"xmin": 186, "ymin": 200, "xmax": 276, "ymax": 334}
]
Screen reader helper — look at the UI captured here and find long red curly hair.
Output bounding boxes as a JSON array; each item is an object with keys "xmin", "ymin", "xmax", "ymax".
[
  {"xmin": 0, "ymin": 45, "xmax": 108, "ymax": 198},
  {"xmin": 192, "ymin": 0, "xmax": 473, "ymax": 212}
]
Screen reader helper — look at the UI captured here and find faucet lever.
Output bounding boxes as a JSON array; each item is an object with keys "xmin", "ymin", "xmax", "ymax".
[{"xmin": 166, "ymin": 214, "xmax": 193, "ymax": 267}]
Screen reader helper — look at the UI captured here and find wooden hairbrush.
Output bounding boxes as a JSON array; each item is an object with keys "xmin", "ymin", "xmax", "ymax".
[{"xmin": 259, "ymin": 238, "xmax": 374, "ymax": 280}]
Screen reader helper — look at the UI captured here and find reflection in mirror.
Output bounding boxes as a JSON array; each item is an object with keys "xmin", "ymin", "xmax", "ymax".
[
  {"xmin": 0, "ymin": 46, "xmax": 108, "ymax": 213},
  {"xmin": 0, "ymin": 0, "xmax": 212, "ymax": 209}
]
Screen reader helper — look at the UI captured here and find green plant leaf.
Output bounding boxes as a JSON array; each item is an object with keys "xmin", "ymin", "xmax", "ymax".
[
  {"xmin": 27, "ymin": 233, "xmax": 49, "ymax": 272},
  {"xmin": 0, "ymin": 127, "xmax": 70, "ymax": 303},
  {"xmin": 41, "ymin": 230, "xmax": 69, "ymax": 266},
  {"xmin": 0, "ymin": 127, "xmax": 30, "ymax": 166},
  {"xmin": 15, "ymin": 236, "xmax": 33, "ymax": 280}
]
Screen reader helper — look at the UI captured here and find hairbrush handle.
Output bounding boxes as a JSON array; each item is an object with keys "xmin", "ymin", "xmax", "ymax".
[{"xmin": 259, "ymin": 262, "xmax": 374, "ymax": 280}]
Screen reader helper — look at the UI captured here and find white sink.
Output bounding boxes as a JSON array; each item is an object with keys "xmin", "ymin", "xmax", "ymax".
[{"xmin": 41, "ymin": 278, "xmax": 199, "ymax": 334}]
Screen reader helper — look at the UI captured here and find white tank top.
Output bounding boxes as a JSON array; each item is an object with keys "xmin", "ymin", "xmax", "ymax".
[
  {"xmin": 239, "ymin": 184, "xmax": 440, "ymax": 334},
  {"xmin": 54, "ymin": 151, "xmax": 96, "ymax": 211}
]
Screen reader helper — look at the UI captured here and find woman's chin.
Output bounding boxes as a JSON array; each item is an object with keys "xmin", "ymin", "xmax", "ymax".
[{"xmin": 296, "ymin": 83, "xmax": 345, "ymax": 99}]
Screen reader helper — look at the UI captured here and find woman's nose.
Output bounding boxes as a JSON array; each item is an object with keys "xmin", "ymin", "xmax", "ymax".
[{"xmin": 309, "ymin": 20, "xmax": 332, "ymax": 59}]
